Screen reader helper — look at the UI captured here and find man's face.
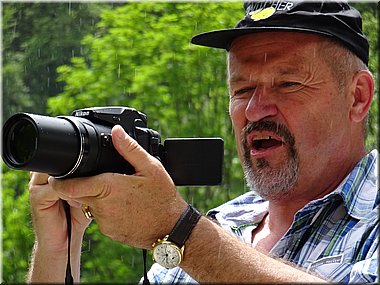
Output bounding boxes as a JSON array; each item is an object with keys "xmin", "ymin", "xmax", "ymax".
[{"xmin": 228, "ymin": 32, "xmax": 353, "ymax": 201}]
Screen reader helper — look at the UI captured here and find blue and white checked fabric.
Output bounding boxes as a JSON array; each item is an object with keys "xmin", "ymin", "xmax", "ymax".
[{"xmin": 145, "ymin": 150, "xmax": 379, "ymax": 284}]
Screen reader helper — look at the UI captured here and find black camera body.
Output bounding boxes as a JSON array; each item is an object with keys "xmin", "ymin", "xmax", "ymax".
[{"xmin": 2, "ymin": 107, "xmax": 223, "ymax": 186}]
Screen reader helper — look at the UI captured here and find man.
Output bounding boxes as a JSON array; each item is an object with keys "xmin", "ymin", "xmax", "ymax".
[{"xmin": 28, "ymin": 1, "xmax": 377, "ymax": 283}]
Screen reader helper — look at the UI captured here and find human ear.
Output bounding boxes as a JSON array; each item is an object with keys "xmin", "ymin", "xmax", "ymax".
[{"xmin": 349, "ymin": 70, "xmax": 374, "ymax": 123}]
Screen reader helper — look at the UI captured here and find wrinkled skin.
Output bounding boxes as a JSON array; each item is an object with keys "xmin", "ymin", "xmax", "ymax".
[{"xmin": 228, "ymin": 32, "xmax": 370, "ymax": 206}]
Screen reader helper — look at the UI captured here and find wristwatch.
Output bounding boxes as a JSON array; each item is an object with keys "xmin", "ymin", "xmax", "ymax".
[{"xmin": 152, "ymin": 204, "xmax": 202, "ymax": 269}]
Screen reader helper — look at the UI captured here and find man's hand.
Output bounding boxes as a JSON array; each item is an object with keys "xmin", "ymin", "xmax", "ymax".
[
  {"xmin": 49, "ymin": 125, "xmax": 188, "ymax": 249},
  {"xmin": 28, "ymin": 172, "xmax": 92, "ymax": 282},
  {"xmin": 29, "ymin": 172, "xmax": 91, "ymax": 253}
]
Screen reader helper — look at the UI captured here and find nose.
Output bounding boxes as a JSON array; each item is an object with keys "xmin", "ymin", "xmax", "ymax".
[{"xmin": 245, "ymin": 86, "xmax": 278, "ymax": 122}]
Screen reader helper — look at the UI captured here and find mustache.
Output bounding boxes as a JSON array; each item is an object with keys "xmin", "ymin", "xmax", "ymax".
[{"xmin": 242, "ymin": 120, "xmax": 295, "ymax": 147}]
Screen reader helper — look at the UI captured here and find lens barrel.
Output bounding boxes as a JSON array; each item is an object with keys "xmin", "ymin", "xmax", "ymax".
[
  {"xmin": 2, "ymin": 113, "xmax": 82, "ymax": 177},
  {"xmin": 2, "ymin": 112, "xmax": 136, "ymax": 178}
]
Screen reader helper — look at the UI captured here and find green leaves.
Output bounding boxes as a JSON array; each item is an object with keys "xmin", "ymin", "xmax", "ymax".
[
  {"xmin": 2, "ymin": 166, "xmax": 34, "ymax": 283},
  {"xmin": 49, "ymin": 3, "xmax": 242, "ymax": 137},
  {"xmin": 2, "ymin": 2, "xmax": 378, "ymax": 283}
]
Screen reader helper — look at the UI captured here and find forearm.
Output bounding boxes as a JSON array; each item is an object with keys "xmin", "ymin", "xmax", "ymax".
[
  {"xmin": 181, "ymin": 217, "xmax": 326, "ymax": 283},
  {"xmin": 27, "ymin": 234, "xmax": 84, "ymax": 283}
]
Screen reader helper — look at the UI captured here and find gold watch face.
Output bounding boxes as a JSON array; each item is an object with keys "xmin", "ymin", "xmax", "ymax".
[{"xmin": 153, "ymin": 241, "xmax": 182, "ymax": 269}]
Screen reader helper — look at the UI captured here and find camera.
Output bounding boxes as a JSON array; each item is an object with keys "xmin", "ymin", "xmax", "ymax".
[{"xmin": 2, "ymin": 106, "xmax": 223, "ymax": 186}]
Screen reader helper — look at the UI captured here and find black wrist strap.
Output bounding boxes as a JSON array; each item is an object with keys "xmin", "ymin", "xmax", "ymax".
[
  {"xmin": 63, "ymin": 201, "xmax": 74, "ymax": 285},
  {"xmin": 142, "ymin": 249, "xmax": 150, "ymax": 285},
  {"xmin": 167, "ymin": 204, "xmax": 202, "ymax": 247}
]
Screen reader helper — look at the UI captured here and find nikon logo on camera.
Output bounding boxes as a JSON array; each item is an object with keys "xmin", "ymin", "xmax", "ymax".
[{"xmin": 74, "ymin": 111, "xmax": 90, "ymax": 117}]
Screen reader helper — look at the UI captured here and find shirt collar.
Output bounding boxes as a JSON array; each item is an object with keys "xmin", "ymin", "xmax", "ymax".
[
  {"xmin": 335, "ymin": 149, "xmax": 379, "ymax": 219},
  {"xmin": 208, "ymin": 150, "xmax": 378, "ymax": 227},
  {"xmin": 207, "ymin": 191, "xmax": 268, "ymax": 229}
]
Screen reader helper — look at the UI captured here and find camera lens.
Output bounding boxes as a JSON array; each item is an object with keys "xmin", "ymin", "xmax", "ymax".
[
  {"xmin": 2, "ymin": 113, "xmax": 83, "ymax": 176},
  {"xmin": 1, "ymin": 109, "xmax": 141, "ymax": 178},
  {"xmin": 8, "ymin": 118, "xmax": 37, "ymax": 164}
]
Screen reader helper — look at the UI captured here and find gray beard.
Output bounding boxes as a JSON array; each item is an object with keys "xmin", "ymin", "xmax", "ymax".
[{"xmin": 242, "ymin": 121, "xmax": 300, "ymax": 200}]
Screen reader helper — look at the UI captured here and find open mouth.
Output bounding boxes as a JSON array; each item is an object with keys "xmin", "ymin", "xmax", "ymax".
[{"xmin": 252, "ymin": 136, "xmax": 283, "ymax": 151}]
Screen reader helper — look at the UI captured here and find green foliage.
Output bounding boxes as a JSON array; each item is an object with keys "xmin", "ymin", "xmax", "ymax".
[
  {"xmin": 2, "ymin": 5, "xmax": 32, "ymax": 119},
  {"xmin": 49, "ymin": 2, "xmax": 247, "ymax": 210},
  {"xmin": 80, "ymin": 223, "xmax": 152, "ymax": 283},
  {"xmin": 2, "ymin": 2, "xmax": 378, "ymax": 284},
  {"xmin": 2, "ymin": 165, "xmax": 34, "ymax": 283},
  {"xmin": 2, "ymin": 2, "xmax": 107, "ymax": 122},
  {"xmin": 361, "ymin": 5, "xmax": 379, "ymax": 151}
]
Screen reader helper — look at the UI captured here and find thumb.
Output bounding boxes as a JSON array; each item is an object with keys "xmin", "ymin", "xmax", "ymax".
[{"xmin": 112, "ymin": 125, "xmax": 158, "ymax": 173}]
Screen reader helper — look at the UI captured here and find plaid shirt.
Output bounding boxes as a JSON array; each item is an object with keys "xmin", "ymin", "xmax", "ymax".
[{"xmin": 146, "ymin": 150, "xmax": 379, "ymax": 284}]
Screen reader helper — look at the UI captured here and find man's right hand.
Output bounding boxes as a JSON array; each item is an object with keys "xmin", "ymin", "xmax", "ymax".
[{"xmin": 28, "ymin": 172, "xmax": 91, "ymax": 282}]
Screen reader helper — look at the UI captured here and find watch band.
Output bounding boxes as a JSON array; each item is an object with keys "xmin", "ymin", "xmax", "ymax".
[{"xmin": 167, "ymin": 204, "xmax": 202, "ymax": 247}]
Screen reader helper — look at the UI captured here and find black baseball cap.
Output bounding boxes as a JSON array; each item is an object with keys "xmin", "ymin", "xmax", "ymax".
[{"xmin": 191, "ymin": 1, "xmax": 369, "ymax": 65}]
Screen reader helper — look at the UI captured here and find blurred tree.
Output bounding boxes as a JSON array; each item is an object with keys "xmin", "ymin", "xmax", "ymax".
[
  {"xmin": 49, "ymin": 2, "xmax": 246, "ymax": 210},
  {"xmin": 352, "ymin": 3, "xmax": 379, "ymax": 151},
  {"xmin": 1, "ymin": 2, "xmax": 378, "ymax": 284},
  {"xmin": 2, "ymin": 5, "xmax": 31, "ymax": 120},
  {"xmin": 2, "ymin": 165, "xmax": 34, "ymax": 283},
  {"xmin": 2, "ymin": 2, "xmax": 109, "ymax": 122}
]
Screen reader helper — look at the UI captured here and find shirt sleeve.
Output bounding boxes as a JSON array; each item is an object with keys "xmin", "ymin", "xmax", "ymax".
[{"xmin": 141, "ymin": 263, "xmax": 198, "ymax": 284}]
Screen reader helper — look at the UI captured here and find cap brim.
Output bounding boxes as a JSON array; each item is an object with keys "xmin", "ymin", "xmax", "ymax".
[{"xmin": 191, "ymin": 27, "xmax": 333, "ymax": 50}]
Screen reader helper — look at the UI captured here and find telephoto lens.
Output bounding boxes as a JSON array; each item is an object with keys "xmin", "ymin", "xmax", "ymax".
[
  {"xmin": 3, "ymin": 113, "xmax": 84, "ymax": 177},
  {"xmin": 2, "ymin": 112, "xmax": 134, "ymax": 178}
]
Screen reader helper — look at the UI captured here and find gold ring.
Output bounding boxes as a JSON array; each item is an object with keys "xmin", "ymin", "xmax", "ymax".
[{"xmin": 81, "ymin": 204, "xmax": 94, "ymax": 219}]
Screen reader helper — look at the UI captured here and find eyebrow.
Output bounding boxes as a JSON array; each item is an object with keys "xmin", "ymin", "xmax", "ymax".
[
  {"xmin": 229, "ymin": 66, "xmax": 303, "ymax": 83},
  {"xmin": 276, "ymin": 66, "xmax": 303, "ymax": 76},
  {"xmin": 229, "ymin": 74, "xmax": 251, "ymax": 83}
]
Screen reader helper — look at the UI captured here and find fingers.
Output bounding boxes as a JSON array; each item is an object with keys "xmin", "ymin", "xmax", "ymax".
[
  {"xmin": 29, "ymin": 172, "xmax": 60, "ymax": 208},
  {"xmin": 49, "ymin": 125, "xmax": 164, "ymax": 201},
  {"xmin": 29, "ymin": 172, "xmax": 49, "ymax": 185},
  {"xmin": 29, "ymin": 172, "xmax": 81, "ymax": 212},
  {"xmin": 48, "ymin": 174, "xmax": 112, "ymax": 202},
  {"xmin": 111, "ymin": 125, "xmax": 160, "ymax": 174}
]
